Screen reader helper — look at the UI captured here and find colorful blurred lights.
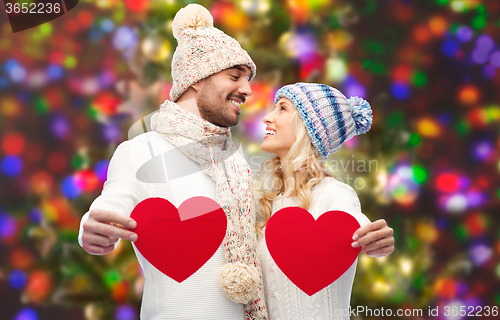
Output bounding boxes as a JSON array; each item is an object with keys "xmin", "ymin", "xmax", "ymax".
[
  {"xmin": 473, "ymin": 141, "xmax": 492, "ymax": 161},
  {"xmin": 445, "ymin": 194, "xmax": 467, "ymax": 213},
  {"xmin": 2, "ymin": 155, "xmax": 23, "ymax": 177},
  {"xmin": 9, "ymin": 270, "xmax": 28, "ymax": 289},
  {"xmin": 326, "ymin": 57, "xmax": 347, "ymax": 82},
  {"xmin": 391, "ymin": 82, "xmax": 410, "ymax": 100},
  {"xmin": 115, "ymin": 304, "xmax": 137, "ymax": 320},
  {"xmin": 2, "ymin": 132, "xmax": 25, "ymax": 155},
  {"xmin": 442, "ymin": 39, "xmax": 460, "ymax": 57},
  {"xmin": 417, "ymin": 118, "xmax": 440, "ymax": 137},
  {"xmin": 470, "ymin": 244, "xmax": 492, "ymax": 266},
  {"xmin": 489, "ymin": 51, "xmax": 500, "ymax": 68},
  {"xmin": 14, "ymin": 308, "xmax": 38, "ymax": 320},
  {"xmin": 456, "ymin": 26, "xmax": 473, "ymax": 42},
  {"xmin": 61, "ymin": 176, "xmax": 82, "ymax": 199}
]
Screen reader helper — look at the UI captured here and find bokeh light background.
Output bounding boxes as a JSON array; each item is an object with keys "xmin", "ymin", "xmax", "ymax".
[{"xmin": 1, "ymin": 0, "xmax": 500, "ymax": 319}]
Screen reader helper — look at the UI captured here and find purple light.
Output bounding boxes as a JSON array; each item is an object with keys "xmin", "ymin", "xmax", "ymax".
[
  {"xmin": 14, "ymin": 308, "xmax": 38, "ymax": 320},
  {"xmin": 61, "ymin": 176, "xmax": 82, "ymax": 199},
  {"xmin": 458, "ymin": 176, "xmax": 470, "ymax": 189},
  {"xmin": 2, "ymin": 155, "xmax": 22, "ymax": 177},
  {"xmin": 50, "ymin": 115, "xmax": 71, "ymax": 139},
  {"xmin": 456, "ymin": 26, "xmax": 473, "ymax": 42},
  {"xmin": 9, "ymin": 65, "xmax": 27, "ymax": 83},
  {"xmin": 472, "ymin": 48, "xmax": 490, "ymax": 64},
  {"xmin": 113, "ymin": 26, "xmax": 138, "ymax": 51},
  {"xmin": 476, "ymin": 35, "xmax": 494, "ymax": 52},
  {"xmin": 0, "ymin": 213, "xmax": 16, "ymax": 238},
  {"xmin": 437, "ymin": 113, "xmax": 452, "ymax": 125},
  {"xmin": 47, "ymin": 65, "xmax": 63, "ymax": 80},
  {"xmin": 9, "ymin": 270, "xmax": 28, "ymax": 289},
  {"xmin": 473, "ymin": 141, "xmax": 492, "ymax": 160},
  {"xmin": 482, "ymin": 65, "xmax": 496, "ymax": 79},
  {"xmin": 466, "ymin": 191, "xmax": 483, "ymax": 207},
  {"xmin": 28, "ymin": 209, "xmax": 43, "ymax": 223},
  {"xmin": 436, "ymin": 218, "xmax": 449, "ymax": 229},
  {"xmin": 456, "ymin": 282, "xmax": 468, "ymax": 295},
  {"xmin": 115, "ymin": 304, "xmax": 137, "ymax": 320},
  {"xmin": 345, "ymin": 83, "xmax": 366, "ymax": 99},
  {"xmin": 102, "ymin": 124, "xmax": 122, "ymax": 143},
  {"xmin": 391, "ymin": 82, "xmax": 411, "ymax": 100},
  {"xmin": 100, "ymin": 70, "xmax": 116, "ymax": 87},
  {"xmin": 489, "ymin": 51, "xmax": 500, "ymax": 67},
  {"xmin": 469, "ymin": 244, "xmax": 492, "ymax": 266},
  {"xmin": 94, "ymin": 160, "xmax": 109, "ymax": 182},
  {"xmin": 442, "ymin": 39, "xmax": 460, "ymax": 57}
]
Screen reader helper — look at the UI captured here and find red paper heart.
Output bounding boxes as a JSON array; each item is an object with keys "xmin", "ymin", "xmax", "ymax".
[
  {"xmin": 131, "ymin": 197, "xmax": 227, "ymax": 283},
  {"xmin": 265, "ymin": 207, "xmax": 361, "ymax": 296}
]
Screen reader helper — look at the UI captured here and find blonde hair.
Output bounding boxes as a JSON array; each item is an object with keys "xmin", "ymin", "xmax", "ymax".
[{"xmin": 255, "ymin": 111, "xmax": 333, "ymax": 237}]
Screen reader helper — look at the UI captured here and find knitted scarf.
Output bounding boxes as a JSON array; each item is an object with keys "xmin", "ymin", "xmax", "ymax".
[{"xmin": 151, "ymin": 100, "xmax": 268, "ymax": 320}]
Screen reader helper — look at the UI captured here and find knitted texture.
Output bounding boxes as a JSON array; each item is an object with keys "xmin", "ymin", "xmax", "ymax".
[
  {"xmin": 258, "ymin": 177, "xmax": 371, "ymax": 320},
  {"xmin": 170, "ymin": 4, "xmax": 256, "ymax": 102},
  {"xmin": 151, "ymin": 100, "xmax": 268, "ymax": 319},
  {"xmin": 274, "ymin": 83, "xmax": 373, "ymax": 159}
]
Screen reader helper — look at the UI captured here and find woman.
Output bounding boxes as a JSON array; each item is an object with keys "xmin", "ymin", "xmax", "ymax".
[{"xmin": 255, "ymin": 83, "xmax": 394, "ymax": 319}]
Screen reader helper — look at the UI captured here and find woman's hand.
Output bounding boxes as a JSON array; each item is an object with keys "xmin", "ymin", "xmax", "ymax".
[{"xmin": 351, "ymin": 219, "xmax": 394, "ymax": 258}]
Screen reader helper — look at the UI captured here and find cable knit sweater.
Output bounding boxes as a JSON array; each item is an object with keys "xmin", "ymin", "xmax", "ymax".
[
  {"xmin": 257, "ymin": 177, "xmax": 370, "ymax": 320},
  {"xmin": 78, "ymin": 131, "xmax": 246, "ymax": 320}
]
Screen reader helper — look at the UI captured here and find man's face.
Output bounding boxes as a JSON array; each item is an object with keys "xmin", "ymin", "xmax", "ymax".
[{"xmin": 195, "ymin": 65, "xmax": 253, "ymax": 127}]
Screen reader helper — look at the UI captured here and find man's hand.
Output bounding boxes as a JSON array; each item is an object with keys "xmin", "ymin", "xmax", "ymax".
[
  {"xmin": 351, "ymin": 219, "xmax": 394, "ymax": 258},
  {"xmin": 82, "ymin": 209, "xmax": 138, "ymax": 255}
]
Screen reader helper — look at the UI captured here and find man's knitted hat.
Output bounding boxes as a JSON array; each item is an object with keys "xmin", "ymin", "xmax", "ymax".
[
  {"xmin": 169, "ymin": 4, "xmax": 257, "ymax": 102},
  {"xmin": 275, "ymin": 83, "xmax": 373, "ymax": 159}
]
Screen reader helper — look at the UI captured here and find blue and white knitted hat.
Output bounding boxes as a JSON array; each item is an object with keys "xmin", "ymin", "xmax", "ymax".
[{"xmin": 274, "ymin": 83, "xmax": 373, "ymax": 159}]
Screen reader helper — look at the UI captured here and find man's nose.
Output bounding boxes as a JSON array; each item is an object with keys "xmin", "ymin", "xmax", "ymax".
[{"xmin": 239, "ymin": 79, "xmax": 252, "ymax": 97}]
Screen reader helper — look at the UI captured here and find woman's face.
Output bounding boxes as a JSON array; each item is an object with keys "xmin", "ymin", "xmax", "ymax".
[{"xmin": 261, "ymin": 97, "xmax": 297, "ymax": 160}]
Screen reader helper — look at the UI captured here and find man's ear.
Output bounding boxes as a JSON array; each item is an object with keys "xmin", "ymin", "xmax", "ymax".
[{"xmin": 191, "ymin": 79, "xmax": 205, "ymax": 92}]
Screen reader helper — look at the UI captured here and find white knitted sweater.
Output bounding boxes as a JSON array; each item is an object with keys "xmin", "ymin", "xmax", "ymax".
[
  {"xmin": 257, "ymin": 177, "xmax": 370, "ymax": 320},
  {"xmin": 78, "ymin": 131, "xmax": 245, "ymax": 320}
]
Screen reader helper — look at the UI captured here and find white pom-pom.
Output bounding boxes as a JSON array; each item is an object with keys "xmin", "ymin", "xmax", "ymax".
[
  {"xmin": 172, "ymin": 4, "xmax": 214, "ymax": 40},
  {"xmin": 219, "ymin": 262, "xmax": 259, "ymax": 304}
]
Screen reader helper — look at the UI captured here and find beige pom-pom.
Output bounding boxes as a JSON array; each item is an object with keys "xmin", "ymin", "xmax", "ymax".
[
  {"xmin": 219, "ymin": 262, "xmax": 259, "ymax": 304},
  {"xmin": 172, "ymin": 4, "xmax": 214, "ymax": 40}
]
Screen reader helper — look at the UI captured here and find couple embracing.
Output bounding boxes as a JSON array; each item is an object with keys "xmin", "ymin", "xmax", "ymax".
[{"xmin": 78, "ymin": 4, "xmax": 394, "ymax": 320}]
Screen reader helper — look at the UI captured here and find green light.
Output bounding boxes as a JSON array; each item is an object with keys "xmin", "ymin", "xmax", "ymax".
[
  {"xmin": 413, "ymin": 72, "xmax": 428, "ymax": 87},
  {"xmin": 34, "ymin": 97, "xmax": 49, "ymax": 114},
  {"xmin": 71, "ymin": 153, "xmax": 89, "ymax": 169},
  {"xmin": 39, "ymin": 23, "xmax": 52, "ymax": 36},
  {"xmin": 408, "ymin": 133, "xmax": 421, "ymax": 146},
  {"xmin": 412, "ymin": 166, "xmax": 427, "ymax": 184},
  {"xmin": 386, "ymin": 111, "xmax": 404, "ymax": 128},
  {"xmin": 64, "ymin": 56, "xmax": 77, "ymax": 69},
  {"xmin": 436, "ymin": 0, "xmax": 448, "ymax": 5},
  {"xmin": 455, "ymin": 224, "xmax": 469, "ymax": 241},
  {"xmin": 406, "ymin": 236, "xmax": 420, "ymax": 251},
  {"xmin": 360, "ymin": 0, "xmax": 377, "ymax": 15},
  {"xmin": 363, "ymin": 40, "xmax": 386, "ymax": 55},
  {"xmin": 455, "ymin": 119, "xmax": 470, "ymax": 136},
  {"xmin": 472, "ymin": 15, "xmax": 487, "ymax": 30},
  {"xmin": 497, "ymin": 188, "xmax": 500, "ymax": 199},
  {"xmin": 103, "ymin": 270, "xmax": 121, "ymax": 288}
]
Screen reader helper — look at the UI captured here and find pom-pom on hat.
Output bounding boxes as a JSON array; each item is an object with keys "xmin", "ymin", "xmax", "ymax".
[
  {"xmin": 170, "ymin": 4, "xmax": 257, "ymax": 102},
  {"xmin": 274, "ymin": 83, "xmax": 373, "ymax": 159}
]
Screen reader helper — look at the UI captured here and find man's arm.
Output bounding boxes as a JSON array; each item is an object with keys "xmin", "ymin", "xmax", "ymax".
[
  {"xmin": 81, "ymin": 208, "xmax": 137, "ymax": 255},
  {"xmin": 78, "ymin": 140, "xmax": 149, "ymax": 255},
  {"xmin": 351, "ymin": 219, "xmax": 395, "ymax": 258}
]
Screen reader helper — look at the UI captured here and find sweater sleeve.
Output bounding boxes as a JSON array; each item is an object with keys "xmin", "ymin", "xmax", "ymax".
[
  {"xmin": 317, "ymin": 179, "xmax": 371, "ymax": 227},
  {"xmin": 78, "ymin": 140, "xmax": 149, "ymax": 249}
]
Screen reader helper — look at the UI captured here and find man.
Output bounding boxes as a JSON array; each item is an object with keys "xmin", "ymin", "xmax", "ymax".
[{"xmin": 78, "ymin": 3, "xmax": 394, "ymax": 320}]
